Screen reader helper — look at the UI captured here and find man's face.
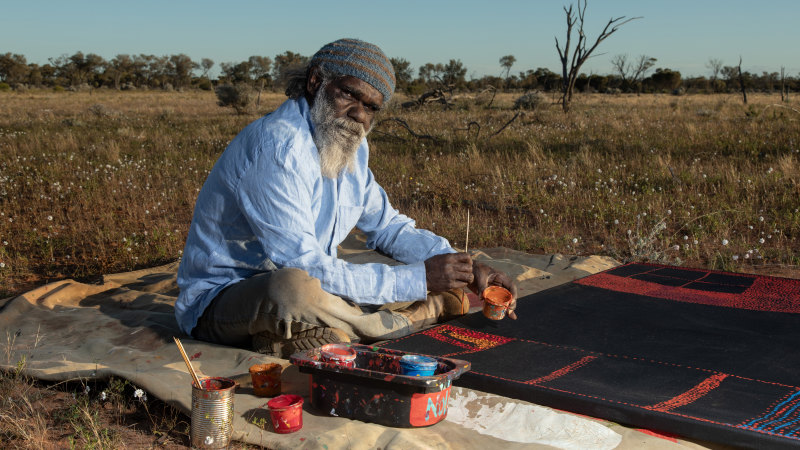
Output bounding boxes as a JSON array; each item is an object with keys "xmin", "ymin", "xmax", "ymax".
[
  {"xmin": 313, "ymin": 75, "xmax": 384, "ymax": 132},
  {"xmin": 307, "ymin": 71, "xmax": 385, "ymax": 178}
]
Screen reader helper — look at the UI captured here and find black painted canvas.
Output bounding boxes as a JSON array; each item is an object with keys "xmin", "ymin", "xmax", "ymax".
[{"xmin": 379, "ymin": 263, "xmax": 800, "ymax": 449}]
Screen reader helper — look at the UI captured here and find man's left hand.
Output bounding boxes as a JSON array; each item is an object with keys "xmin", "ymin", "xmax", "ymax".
[{"xmin": 469, "ymin": 261, "xmax": 518, "ymax": 320}]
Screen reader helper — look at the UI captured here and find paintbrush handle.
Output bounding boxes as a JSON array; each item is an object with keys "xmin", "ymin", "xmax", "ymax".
[{"xmin": 174, "ymin": 336, "xmax": 202, "ymax": 388}]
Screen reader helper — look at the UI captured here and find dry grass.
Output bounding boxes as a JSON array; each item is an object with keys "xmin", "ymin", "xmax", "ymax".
[
  {"xmin": 1, "ymin": 89, "xmax": 799, "ymax": 297},
  {"xmin": 0, "ymin": 87, "xmax": 799, "ymax": 447}
]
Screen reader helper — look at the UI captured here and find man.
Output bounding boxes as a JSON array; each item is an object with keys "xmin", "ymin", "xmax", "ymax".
[{"xmin": 176, "ymin": 38, "xmax": 516, "ymax": 357}]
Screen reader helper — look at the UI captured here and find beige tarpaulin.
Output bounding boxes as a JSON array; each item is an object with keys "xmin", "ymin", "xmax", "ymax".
[{"xmin": 0, "ymin": 232, "xmax": 715, "ymax": 449}]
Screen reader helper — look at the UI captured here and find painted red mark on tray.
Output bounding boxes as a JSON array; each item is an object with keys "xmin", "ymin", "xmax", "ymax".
[{"xmin": 409, "ymin": 387, "xmax": 452, "ymax": 427}]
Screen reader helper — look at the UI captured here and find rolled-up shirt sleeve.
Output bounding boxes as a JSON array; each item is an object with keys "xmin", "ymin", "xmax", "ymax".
[{"xmin": 357, "ymin": 167, "xmax": 456, "ymax": 264}]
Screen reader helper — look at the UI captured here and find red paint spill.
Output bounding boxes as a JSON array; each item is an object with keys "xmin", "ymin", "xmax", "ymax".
[
  {"xmin": 636, "ymin": 429, "xmax": 680, "ymax": 443},
  {"xmin": 190, "ymin": 352, "xmax": 202, "ymax": 360}
]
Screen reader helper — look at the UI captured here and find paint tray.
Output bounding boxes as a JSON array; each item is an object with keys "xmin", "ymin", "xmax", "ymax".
[{"xmin": 290, "ymin": 343, "xmax": 470, "ymax": 427}]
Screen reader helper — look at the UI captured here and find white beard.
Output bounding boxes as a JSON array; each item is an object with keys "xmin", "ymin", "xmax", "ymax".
[{"xmin": 310, "ymin": 83, "xmax": 369, "ymax": 178}]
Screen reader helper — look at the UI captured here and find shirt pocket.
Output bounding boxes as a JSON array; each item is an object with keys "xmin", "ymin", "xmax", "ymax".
[{"xmin": 333, "ymin": 205, "xmax": 364, "ymax": 246}]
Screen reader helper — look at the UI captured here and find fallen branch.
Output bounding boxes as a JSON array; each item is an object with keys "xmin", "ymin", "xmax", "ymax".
[
  {"xmin": 490, "ymin": 112, "xmax": 523, "ymax": 138},
  {"xmin": 375, "ymin": 118, "xmax": 440, "ymax": 142},
  {"xmin": 454, "ymin": 121, "xmax": 481, "ymax": 140}
]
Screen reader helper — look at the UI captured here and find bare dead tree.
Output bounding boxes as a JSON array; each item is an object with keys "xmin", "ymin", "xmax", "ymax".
[
  {"xmin": 611, "ymin": 53, "xmax": 655, "ymax": 94},
  {"xmin": 706, "ymin": 58, "xmax": 723, "ymax": 92},
  {"xmin": 555, "ymin": 0, "xmax": 641, "ymax": 112},
  {"xmin": 737, "ymin": 56, "xmax": 747, "ymax": 105}
]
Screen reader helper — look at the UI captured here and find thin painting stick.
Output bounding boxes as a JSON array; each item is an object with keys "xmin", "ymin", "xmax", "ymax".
[
  {"xmin": 465, "ymin": 209, "xmax": 470, "ymax": 254},
  {"xmin": 174, "ymin": 336, "xmax": 202, "ymax": 388},
  {"xmin": 462, "ymin": 209, "xmax": 471, "ymax": 314}
]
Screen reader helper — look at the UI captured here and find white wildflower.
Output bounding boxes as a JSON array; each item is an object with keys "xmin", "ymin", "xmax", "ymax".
[{"xmin": 722, "ymin": 239, "xmax": 729, "ymax": 246}]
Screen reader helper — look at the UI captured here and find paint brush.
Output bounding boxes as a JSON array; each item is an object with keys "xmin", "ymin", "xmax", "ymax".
[
  {"xmin": 462, "ymin": 210, "xmax": 471, "ymax": 314},
  {"xmin": 174, "ymin": 336, "xmax": 202, "ymax": 388},
  {"xmin": 464, "ymin": 209, "xmax": 470, "ymax": 255}
]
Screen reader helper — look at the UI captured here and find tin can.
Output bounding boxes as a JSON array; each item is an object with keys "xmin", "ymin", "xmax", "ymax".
[
  {"xmin": 191, "ymin": 377, "xmax": 235, "ymax": 448},
  {"xmin": 482, "ymin": 286, "xmax": 514, "ymax": 320}
]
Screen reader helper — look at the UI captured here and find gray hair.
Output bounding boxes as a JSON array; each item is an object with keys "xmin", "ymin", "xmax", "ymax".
[{"xmin": 285, "ymin": 64, "xmax": 336, "ymax": 99}]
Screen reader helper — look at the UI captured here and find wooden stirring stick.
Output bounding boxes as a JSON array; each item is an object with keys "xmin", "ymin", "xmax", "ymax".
[
  {"xmin": 462, "ymin": 210, "xmax": 471, "ymax": 314},
  {"xmin": 173, "ymin": 336, "xmax": 202, "ymax": 388},
  {"xmin": 464, "ymin": 210, "xmax": 470, "ymax": 254}
]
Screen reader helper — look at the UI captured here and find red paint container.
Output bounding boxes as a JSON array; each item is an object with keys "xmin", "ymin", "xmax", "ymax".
[
  {"xmin": 249, "ymin": 363, "xmax": 282, "ymax": 397},
  {"xmin": 320, "ymin": 343, "xmax": 357, "ymax": 368},
  {"xmin": 267, "ymin": 394, "xmax": 304, "ymax": 433},
  {"xmin": 482, "ymin": 286, "xmax": 513, "ymax": 320}
]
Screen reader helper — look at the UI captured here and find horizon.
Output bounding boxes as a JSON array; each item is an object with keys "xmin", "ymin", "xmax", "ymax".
[{"xmin": 2, "ymin": 0, "xmax": 799, "ymax": 80}]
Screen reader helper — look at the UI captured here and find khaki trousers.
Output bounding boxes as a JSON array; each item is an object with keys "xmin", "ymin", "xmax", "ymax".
[{"xmin": 192, "ymin": 268, "xmax": 420, "ymax": 348}]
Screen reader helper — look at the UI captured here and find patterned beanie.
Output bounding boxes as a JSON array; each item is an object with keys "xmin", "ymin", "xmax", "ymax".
[{"xmin": 310, "ymin": 38, "xmax": 396, "ymax": 102}]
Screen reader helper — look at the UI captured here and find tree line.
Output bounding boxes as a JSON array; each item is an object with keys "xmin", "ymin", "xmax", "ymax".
[{"xmin": 0, "ymin": 50, "xmax": 796, "ymax": 95}]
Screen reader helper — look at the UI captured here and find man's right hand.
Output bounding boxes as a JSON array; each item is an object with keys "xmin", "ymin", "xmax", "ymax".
[{"xmin": 424, "ymin": 253, "xmax": 474, "ymax": 292}]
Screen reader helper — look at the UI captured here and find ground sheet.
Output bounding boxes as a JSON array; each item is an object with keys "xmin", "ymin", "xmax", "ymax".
[
  {"xmin": 0, "ymin": 231, "xmax": 739, "ymax": 448},
  {"xmin": 380, "ymin": 263, "xmax": 800, "ymax": 449}
]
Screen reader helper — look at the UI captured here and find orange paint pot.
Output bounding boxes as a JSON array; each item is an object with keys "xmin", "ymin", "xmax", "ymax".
[
  {"xmin": 267, "ymin": 394, "xmax": 304, "ymax": 433},
  {"xmin": 481, "ymin": 286, "xmax": 513, "ymax": 320},
  {"xmin": 249, "ymin": 363, "xmax": 282, "ymax": 397}
]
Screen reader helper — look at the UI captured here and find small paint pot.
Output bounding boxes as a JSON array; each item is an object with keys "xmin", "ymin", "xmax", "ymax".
[
  {"xmin": 319, "ymin": 343, "xmax": 357, "ymax": 368},
  {"xmin": 267, "ymin": 394, "xmax": 304, "ymax": 434},
  {"xmin": 249, "ymin": 363, "xmax": 282, "ymax": 397},
  {"xmin": 191, "ymin": 377, "xmax": 236, "ymax": 448},
  {"xmin": 399, "ymin": 354, "xmax": 438, "ymax": 377},
  {"xmin": 482, "ymin": 285, "xmax": 514, "ymax": 320}
]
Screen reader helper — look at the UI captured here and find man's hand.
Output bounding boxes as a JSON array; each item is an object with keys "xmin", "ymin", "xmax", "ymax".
[
  {"xmin": 424, "ymin": 253, "xmax": 474, "ymax": 292},
  {"xmin": 469, "ymin": 261, "xmax": 518, "ymax": 320}
]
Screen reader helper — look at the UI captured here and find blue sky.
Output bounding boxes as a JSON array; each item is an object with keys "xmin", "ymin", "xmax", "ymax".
[{"xmin": 2, "ymin": 0, "xmax": 798, "ymax": 79}]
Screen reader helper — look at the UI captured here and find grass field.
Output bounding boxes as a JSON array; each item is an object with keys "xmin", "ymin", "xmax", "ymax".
[
  {"xmin": 0, "ymin": 88, "xmax": 798, "ymax": 446},
  {"xmin": 1, "ymin": 89, "xmax": 798, "ymax": 298}
]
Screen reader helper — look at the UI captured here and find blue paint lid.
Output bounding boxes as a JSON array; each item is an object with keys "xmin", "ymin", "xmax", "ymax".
[{"xmin": 399, "ymin": 354, "xmax": 438, "ymax": 369}]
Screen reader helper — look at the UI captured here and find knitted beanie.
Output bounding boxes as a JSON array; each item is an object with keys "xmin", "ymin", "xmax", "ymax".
[{"xmin": 310, "ymin": 38, "xmax": 396, "ymax": 102}]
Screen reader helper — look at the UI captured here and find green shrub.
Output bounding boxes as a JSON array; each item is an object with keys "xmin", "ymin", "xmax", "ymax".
[
  {"xmin": 197, "ymin": 79, "xmax": 213, "ymax": 91},
  {"xmin": 0, "ymin": 82, "xmax": 10, "ymax": 92},
  {"xmin": 215, "ymin": 84, "xmax": 252, "ymax": 114},
  {"xmin": 513, "ymin": 91, "xmax": 544, "ymax": 110}
]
